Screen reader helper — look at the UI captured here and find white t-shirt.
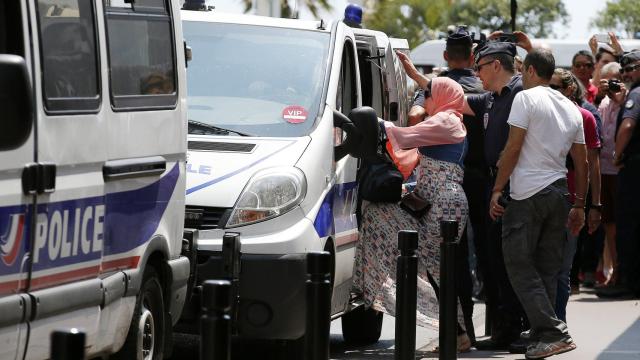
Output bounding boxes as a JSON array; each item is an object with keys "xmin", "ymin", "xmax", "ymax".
[{"xmin": 506, "ymin": 86, "xmax": 585, "ymax": 200}]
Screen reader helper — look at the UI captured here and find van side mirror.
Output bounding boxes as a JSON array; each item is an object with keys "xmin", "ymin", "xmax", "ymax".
[
  {"xmin": 0, "ymin": 55, "xmax": 32, "ymax": 151},
  {"xmin": 348, "ymin": 106, "xmax": 379, "ymax": 159},
  {"xmin": 389, "ymin": 101, "xmax": 399, "ymax": 122},
  {"xmin": 333, "ymin": 110, "xmax": 361, "ymax": 162}
]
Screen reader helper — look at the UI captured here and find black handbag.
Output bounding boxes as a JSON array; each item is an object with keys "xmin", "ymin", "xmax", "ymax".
[
  {"xmin": 357, "ymin": 125, "xmax": 404, "ymax": 203},
  {"xmin": 399, "ymin": 191, "xmax": 431, "ymax": 219}
]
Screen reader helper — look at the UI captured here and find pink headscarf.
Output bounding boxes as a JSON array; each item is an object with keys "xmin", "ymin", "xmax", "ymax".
[{"xmin": 386, "ymin": 77, "xmax": 466, "ymax": 150}]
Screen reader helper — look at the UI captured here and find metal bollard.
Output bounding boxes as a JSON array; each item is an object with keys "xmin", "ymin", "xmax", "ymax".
[
  {"xmin": 51, "ymin": 328, "xmax": 85, "ymax": 360},
  {"xmin": 439, "ymin": 220, "xmax": 459, "ymax": 360},
  {"xmin": 395, "ymin": 230, "xmax": 418, "ymax": 360},
  {"xmin": 222, "ymin": 232, "xmax": 241, "ymax": 333},
  {"xmin": 305, "ymin": 251, "xmax": 332, "ymax": 360},
  {"xmin": 200, "ymin": 280, "xmax": 231, "ymax": 360}
]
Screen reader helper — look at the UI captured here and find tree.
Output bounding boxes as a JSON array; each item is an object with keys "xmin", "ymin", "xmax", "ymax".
[
  {"xmin": 240, "ymin": 0, "xmax": 331, "ymax": 18},
  {"xmin": 591, "ymin": 0, "xmax": 640, "ymax": 38},
  {"xmin": 448, "ymin": 0, "xmax": 569, "ymax": 38},
  {"xmin": 364, "ymin": 0, "xmax": 452, "ymax": 48}
]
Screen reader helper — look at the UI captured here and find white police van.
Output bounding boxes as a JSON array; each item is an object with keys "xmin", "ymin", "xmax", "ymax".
[
  {"xmin": 178, "ymin": 4, "xmax": 408, "ymax": 351},
  {"xmin": 0, "ymin": 0, "xmax": 189, "ymax": 359}
]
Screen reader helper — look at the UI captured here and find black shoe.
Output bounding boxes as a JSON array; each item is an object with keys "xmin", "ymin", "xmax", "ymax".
[
  {"xmin": 509, "ymin": 338, "xmax": 532, "ymax": 354},
  {"xmin": 475, "ymin": 338, "xmax": 511, "ymax": 351},
  {"xmin": 596, "ymin": 284, "xmax": 633, "ymax": 298}
]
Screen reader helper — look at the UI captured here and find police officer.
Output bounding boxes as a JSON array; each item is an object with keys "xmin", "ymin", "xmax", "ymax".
[
  {"xmin": 465, "ymin": 39, "xmax": 530, "ymax": 351},
  {"xmin": 406, "ymin": 26, "xmax": 485, "ymax": 344},
  {"xmin": 598, "ymin": 51, "xmax": 640, "ymax": 298}
]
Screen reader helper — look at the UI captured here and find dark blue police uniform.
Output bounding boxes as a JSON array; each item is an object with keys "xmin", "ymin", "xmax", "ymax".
[{"xmin": 615, "ymin": 80, "xmax": 640, "ymax": 296}]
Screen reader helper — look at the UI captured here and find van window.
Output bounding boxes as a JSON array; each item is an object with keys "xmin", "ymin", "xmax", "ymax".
[
  {"xmin": 0, "ymin": 1, "xmax": 24, "ymax": 56},
  {"xmin": 105, "ymin": 0, "xmax": 177, "ymax": 110},
  {"xmin": 337, "ymin": 41, "xmax": 357, "ymax": 116},
  {"xmin": 36, "ymin": 0, "xmax": 100, "ymax": 113},
  {"xmin": 183, "ymin": 22, "xmax": 330, "ymax": 137},
  {"xmin": 357, "ymin": 48, "xmax": 383, "ymax": 116}
]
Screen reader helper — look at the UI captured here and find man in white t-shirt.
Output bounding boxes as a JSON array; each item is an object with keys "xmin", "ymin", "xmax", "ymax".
[{"xmin": 488, "ymin": 48, "xmax": 588, "ymax": 359}]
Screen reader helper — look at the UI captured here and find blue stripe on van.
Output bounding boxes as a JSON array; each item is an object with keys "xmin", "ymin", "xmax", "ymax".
[
  {"xmin": 185, "ymin": 141, "xmax": 297, "ymax": 195},
  {"xmin": 313, "ymin": 181, "xmax": 358, "ymax": 238}
]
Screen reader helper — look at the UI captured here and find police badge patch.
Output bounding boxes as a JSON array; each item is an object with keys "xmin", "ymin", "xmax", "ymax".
[{"xmin": 626, "ymin": 99, "xmax": 634, "ymax": 109}]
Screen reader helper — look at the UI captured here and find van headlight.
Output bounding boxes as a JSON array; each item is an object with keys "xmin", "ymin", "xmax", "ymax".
[{"xmin": 225, "ymin": 167, "xmax": 307, "ymax": 228}]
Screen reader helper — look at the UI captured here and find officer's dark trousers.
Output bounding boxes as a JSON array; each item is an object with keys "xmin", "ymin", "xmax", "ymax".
[
  {"xmin": 459, "ymin": 169, "xmax": 488, "ymax": 341},
  {"xmin": 616, "ymin": 159, "xmax": 640, "ymax": 295},
  {"xmin": 483, "ymin": 177, "xmax": 526, "ymax": 341}
]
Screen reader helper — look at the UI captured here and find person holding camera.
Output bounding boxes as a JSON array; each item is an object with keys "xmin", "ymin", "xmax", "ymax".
[
  {"xmin": 596, "ymin": 62, "xmax": 625, "ymax": 289},
  {"xmin": 597, "ymin": 51, "xmax": 640, "ymax": 299},
  {"xmin": 489, "ymin": 48, "xmax": 586, "ymax": 359}
]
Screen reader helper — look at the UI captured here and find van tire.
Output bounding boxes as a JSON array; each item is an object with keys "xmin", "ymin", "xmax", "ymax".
[
  {"xmin": 114, "ymin": 266, "xmax": 165, "ymax": 360},
  {"xmin": 341, "ymin": 306, "xmax": 383, "ymax": 344}
]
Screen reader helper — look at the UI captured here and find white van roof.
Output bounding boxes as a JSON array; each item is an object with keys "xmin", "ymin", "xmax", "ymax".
[
  {"xmin": 181, "ymin": 10, "xmax": 332, "ymax": 32},
  {"xmin": 353, "ymin": 28, "xmax": 389, "ymax": 49},
  {"xmin": 411, "ymin": 38, "xmax": 640, "ymax": 69}
]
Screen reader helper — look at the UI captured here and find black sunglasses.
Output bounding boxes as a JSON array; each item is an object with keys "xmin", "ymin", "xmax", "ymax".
[
  {"xmin": 550, "ymin": 84, "xmax": 564, "ymax": 90},
  {"xmin": 474, "ymin": 59, "xmax": 496, "ymax": 72},
  {"xmin": 620, "ymin": 64, "xmax": 640, "ymax": 74}
]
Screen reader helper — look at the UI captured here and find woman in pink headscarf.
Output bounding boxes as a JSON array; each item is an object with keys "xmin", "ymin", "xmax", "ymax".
[{"xmin": 353, "ymin": 77, "xmax": 470, "ymax": 351}]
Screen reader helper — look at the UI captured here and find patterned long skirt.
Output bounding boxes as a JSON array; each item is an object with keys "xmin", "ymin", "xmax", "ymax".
[{"xmin": 353, "ymin": 155, "xmax": 468, "ymax": 329}]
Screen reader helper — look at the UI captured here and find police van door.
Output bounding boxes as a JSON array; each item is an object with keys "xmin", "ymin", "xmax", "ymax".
[
  {"xmin": 24, "ymin": 0, "xmax": 106, "ymax": 357},
  {"xmin": 331, "ymin": 36, "xmax": 361, "ymax": 314},
  {"xmin": 0, "ymin": 1, "xmax": 35, "ymax": 359}
]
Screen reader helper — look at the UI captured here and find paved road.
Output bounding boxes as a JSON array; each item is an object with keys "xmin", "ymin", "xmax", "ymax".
[{"xmin": 171, "ymin": 288, "xmax": 640, "ymax": 359}]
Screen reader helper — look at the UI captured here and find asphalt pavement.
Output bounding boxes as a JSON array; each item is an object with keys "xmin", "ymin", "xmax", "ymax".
[{"xmin": 171, "ymin": 287, "xmax": 640, "ymax": 359}]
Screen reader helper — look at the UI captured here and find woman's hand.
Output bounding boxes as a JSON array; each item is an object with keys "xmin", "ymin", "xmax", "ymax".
[
  {"xmin": 396, "ymin": 51, "xmax": 430, "ymax": 89},
  {"xmin": 489, "ymin": 191, "xmax": 505, "ymax": 220},
  {"xmin": 609, "ymin": 32, "xmax": 624, "ymax": 56},
  {"xmin": 589, "ymin": 35, "xmax": 598, "ymax": 56},
  {"xmin": 567, "ymin": 208, "xmax": 585, "ymax": 236},
  {"xmin": 587, "ymin": 208, "xmax": 601, "ymax": 234}
]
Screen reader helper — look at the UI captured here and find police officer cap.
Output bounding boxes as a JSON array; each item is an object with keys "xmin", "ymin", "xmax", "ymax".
[
  {"xmin": 620, "ymin": 51, "xmax": 640, "ymax": 67},
  {"xmin": 474, "ymin": 41, "xmax": 517, "ymax": 63},
  {"xmin": 447, "ymin": 27, "xmax": 472, "ymax": 46}
]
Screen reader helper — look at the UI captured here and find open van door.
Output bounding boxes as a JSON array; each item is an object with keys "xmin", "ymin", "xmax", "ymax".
[{"xmin": 0, "ymin": 1, "xmax": 34, "ymax": 359}]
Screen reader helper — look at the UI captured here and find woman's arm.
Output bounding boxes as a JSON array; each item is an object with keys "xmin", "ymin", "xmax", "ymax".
[{"xmin": 385, "ymin": 112, "xmax": 466, "ymax": 150}]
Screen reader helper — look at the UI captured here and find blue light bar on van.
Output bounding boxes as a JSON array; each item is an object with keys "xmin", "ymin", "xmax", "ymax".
[{"xmin": 344, "ymin": 4, "xmax": 363, "ymax": 27}]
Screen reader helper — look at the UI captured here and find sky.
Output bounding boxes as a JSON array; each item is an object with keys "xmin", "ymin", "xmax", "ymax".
[{"xmin": 208, "ymin": 0, "xmax": 608, "ymax": 41}]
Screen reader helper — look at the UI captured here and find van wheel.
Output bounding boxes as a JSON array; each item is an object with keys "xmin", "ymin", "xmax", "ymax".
[
  {"xmin": 114, "ymin": 267, "xmax": 165, "ymax": 360},
  {"xmin": 341, "ymin": 306, "xmax": 383, "ymax": 344}
]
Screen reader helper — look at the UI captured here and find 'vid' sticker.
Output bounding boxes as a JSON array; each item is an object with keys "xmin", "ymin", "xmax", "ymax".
[{"xmin": 282, "ymin": 106, "xmax": 308, "ymax": 124}]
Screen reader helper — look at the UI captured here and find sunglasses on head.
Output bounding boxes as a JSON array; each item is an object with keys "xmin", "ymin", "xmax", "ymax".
[
  {"xmin": 573, "ymin": 62, "xmax": 594, "ymax": 69},
  {"xmin": 549, "ymin": 84, "xmax": 564, "ymax": 90},
  {"xmin": 620, "ymin": 63, "xmax": 640, "ymax": 74}
]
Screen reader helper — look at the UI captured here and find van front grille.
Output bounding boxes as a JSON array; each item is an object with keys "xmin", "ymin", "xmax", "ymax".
[{"xmin": 185, "ymin": 206, "xmax": 230, "ymax": 230}]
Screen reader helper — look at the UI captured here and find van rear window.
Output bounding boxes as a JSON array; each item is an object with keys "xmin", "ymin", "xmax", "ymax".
[
  {"xmin": 183, "ymin": 22, "xmax": 329, "ymax": 138},
  {"xmin": 36, "ymin": 0, "xmax": 100, "ymax": 113}
]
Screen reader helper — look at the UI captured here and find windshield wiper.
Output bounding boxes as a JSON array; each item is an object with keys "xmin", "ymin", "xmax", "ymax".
[{"xmin": 188, "ymin": 120, "xmax": 251, "ymax": 137}]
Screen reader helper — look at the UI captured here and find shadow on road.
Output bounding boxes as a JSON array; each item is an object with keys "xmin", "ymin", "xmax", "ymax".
[{"xmin": 597, "ymin": 315, "xmax": 640, "ymax": 360}]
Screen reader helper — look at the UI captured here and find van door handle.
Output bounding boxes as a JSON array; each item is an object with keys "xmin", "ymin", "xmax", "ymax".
[{"xmin": 103, "ymin": 156, "xmax": 166, "ymax": 181}]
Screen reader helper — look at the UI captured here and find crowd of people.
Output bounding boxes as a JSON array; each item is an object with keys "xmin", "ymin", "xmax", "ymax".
[{"xmin": 352, "ymin": 27, "xmax": 640, "ymax": 359}]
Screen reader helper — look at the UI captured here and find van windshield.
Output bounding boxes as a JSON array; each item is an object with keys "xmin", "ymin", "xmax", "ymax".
[{"xmin": 183, "ymin": 22, "xmax": 330, "ymax": 137}]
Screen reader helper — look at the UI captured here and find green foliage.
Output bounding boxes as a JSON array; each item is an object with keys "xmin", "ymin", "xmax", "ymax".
[
  {"xmin": 448, "ymin": 0, "xmax": 569, "ymax": 38},
  {"xmin": 364, "ymin": 0, "xmax": 569, "ymax": 47},
  {"xmin": 240, "ymin": 0, "xmax": 331, "ymax": 18},
  {"xmin": 591, "ymin": 0, "xmax": 640, "ymax": 38},
  {"xmin": 364, "ymin": 0, "xmax": 451, "ymax": 48}
]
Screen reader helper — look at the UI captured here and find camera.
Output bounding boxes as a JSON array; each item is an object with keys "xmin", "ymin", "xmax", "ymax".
[
  {"xmin": 608, "ymin": 79, "xmax": 621, "ymax": 92},
  {"xmin": 498, "ymin": 32, "xmax": 517, "ymax": 43}
]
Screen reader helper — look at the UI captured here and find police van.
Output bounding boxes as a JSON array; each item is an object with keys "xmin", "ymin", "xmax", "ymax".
[
  {"xmin": 178, "ymin": 5, "xmax": 408, "ymax": 351},
  {"xmin": 0, "ymin": 0, "xmax": 189, "ymax": 359}
]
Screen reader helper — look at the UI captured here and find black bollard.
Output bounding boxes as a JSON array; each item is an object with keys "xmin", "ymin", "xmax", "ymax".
[
  {"xmin": 305, "ymin": 251, "xmax": 332, "ymax": 360},
  {"xmin": 200, "ymin": 280, "xmax": 231, "ymax": 360},
  {"xmin": 222, "ymin": 232, "xmax": 241, "ymax": 333},
  {"xmin": 439, "ymin": 220, "xmax": 459, "ymax": 360},
  {"xmin": 395, "ymin": 230, "xmax": 418, "ymax": 360},
  {"xmin": 51, "ymin": 328, "xmax": 85, "ymax": 360}
]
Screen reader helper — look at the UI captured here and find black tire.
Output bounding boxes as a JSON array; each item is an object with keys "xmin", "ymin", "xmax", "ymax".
[
  {"xmin": 341, "ymin": 306, "xmax": 383, "ymax": 344},
  {"xmin": 114, "ymin": 266, "xmax": 165, "ymax": 360}
]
